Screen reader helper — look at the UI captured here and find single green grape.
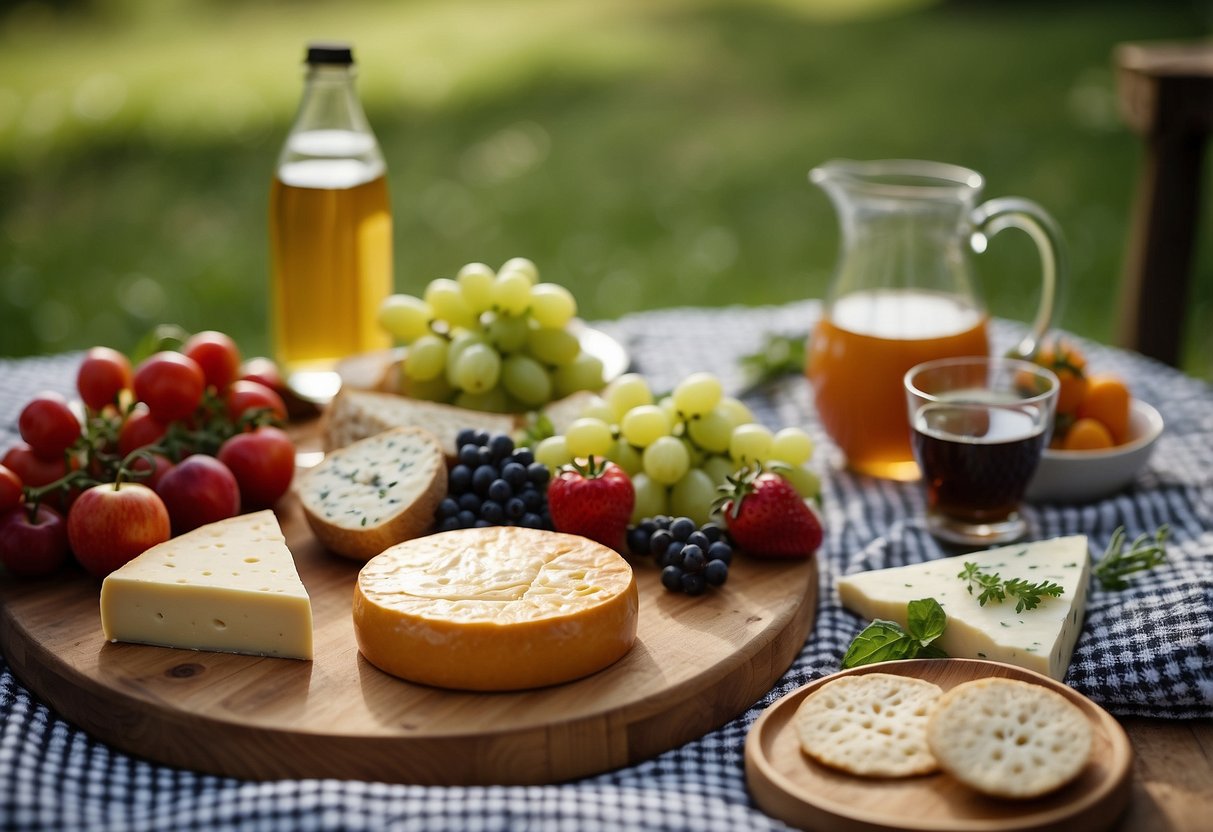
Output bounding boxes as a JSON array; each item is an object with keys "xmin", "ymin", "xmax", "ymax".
[
  {"xmin": 553, "ymin": 352, "xmax": 604, "ymax": 398},
  {"xmin": 485, "ymin": 312, "xmax": 530, "ymax": 354},
  {"xmin": 529, "ymin": 283, "xmax": 577, "ymax": 329},
  {"xmin": 658, "ymin": 395, "xmax": 681, "ymax": 428},
  {"xmin": 701, "ymin": 453, "xmax": 737, "ymax": 486},
  {"xmin": 672, "ymin": 372, "xmax": 723, "ymax": 417},
  {"xmin": 501, "ymin": 354, "xmax": 552, "ymax": 407},
  {"xmin": 397, "ymin": 372, "xmax": 454, "ymax": 403},
  {"xmin": 604, "ymin": 372, "xmax": 653, "ymax": 421},
  {"xmin": 729, "ymin": 423, "xmax": 774, "ymax": 465},
  {"xmin": 377, "ymin": 294, "xmax": 432, "ymax": 344},
  {"xmin": 781, "ymin": 464, "xmax": 822, "ymax": 500},
  {"xmin": 535, "ymin": 434, "xmax": 572, "ymax": 468},
  {"xmin": 456, "ymin": 262, "xmax": 496, "ymax": 314},
  {"xmin": 630, "ymin": 472, "xmax": 668, "ymax": 525},
  {"xmin": 452, "ymin": 342, "xmax": 502, "ymax": 394},
  {"xmin": 681, "ymin": 437, "xmax": 705, "ymax": 470},
  {"xmin": 425, "ymin": 278, "xmax": 478, "ymax": 330},
  {"xmin": 454, "ymin": 385, "xmax": 511, "ymax": 413},
  {"xmin": 500, "ymin": 256, "xmax": 539, "ymax": 284},
  {"xmin": 643, "ymin": 435, "xmax": 690, "ymax": 485},
  {"xmin": 446, "ymin": 329, "xmax": 489, "ymax": 387},
  {"xmin": 403, "ymin": 333, "xmax": 448, "ymax": 382},
  {"xmin": 670, "ymin": 468, "xmax": 717, "ymax": 526},
  {"xmin": 564, "ymin": 417, "xmax": 614, "ymax": 458},
  {"xmin": 717, "ymin": 396, "xmax": 754, "ymax": 428},
  {"xmin": 686, "ymin": 407, "xmax": 733, "ymax": 453},
  {"xmin": 770, "ymin": 427, "xmax": 814, "ymax": 466},
  {"xmin": 577, "ymin": 395, "xmax": 617, "ymax": 425},
  {"xmin": 619, "ymin": 404, "xmax": 671, "ymax": 448},
  {"xmin": 527, "ymin": 327, "xmax": 581, "ymax": 366},
  {"xmin": 607, "ymin": 436, "xmax": 643, "ymax": 477},
  {"xmin": 492, "ymin": 271, "xmax": 532, "ymax": 315}
]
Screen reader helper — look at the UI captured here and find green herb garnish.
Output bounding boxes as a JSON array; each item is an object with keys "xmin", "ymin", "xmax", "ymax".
[
  {"xmin": 1092, "ymin": 525, "xmax": 1169, "ymax": 590},
  {"xmin": 841, "ymin": 598, "xmax": 948, "ymax": 668},
  {"xmin": 738, "ymin": 332, "xmax": 806, "ymax": 392},
  {"xmin": 957, "ymin": 561, "xmax": 1064, "ymax": 613}
]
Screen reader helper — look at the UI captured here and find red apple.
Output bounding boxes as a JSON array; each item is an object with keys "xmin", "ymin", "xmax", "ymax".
[
  {"xmin": 217, "ymin": 426, "xmax": 295, "ymax": 509},
  {"xmin": 0, "ymin": 504, "xmax": 69, "ymax": 577},
  {"xmin": 156, "ymin": 455, "xmax": 240, "ymax": 534},
  {"xmin": 67, "ymin": 482, "xmax": 171, "ymax": 578}
]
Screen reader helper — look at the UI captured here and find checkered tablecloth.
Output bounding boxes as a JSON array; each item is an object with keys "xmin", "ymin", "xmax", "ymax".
[{"xmin": 2, "ymin": 301, "xmax": 1211, "ymax": 831}]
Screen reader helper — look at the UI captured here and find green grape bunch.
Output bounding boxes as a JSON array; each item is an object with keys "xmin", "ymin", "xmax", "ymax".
[
  {"xmin": 376, "ymin": 258, "xmax": 604, "ymax": 412},
  {"xmin": 534, "ymin": 371, "xmax": 822, "ymax": 526}
]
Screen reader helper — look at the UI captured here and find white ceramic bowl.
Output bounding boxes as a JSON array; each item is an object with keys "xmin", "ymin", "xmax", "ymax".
[{"xmin": 1025, "ymin": 399, "xmax": 1164, "ymax": 504}]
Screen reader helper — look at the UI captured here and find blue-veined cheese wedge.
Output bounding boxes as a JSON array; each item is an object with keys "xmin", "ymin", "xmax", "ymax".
[
  {"xmin": 353, "ymin": 526, "xmax": 638, "ymax": 691},
  {"xmin": 100, "ymin": 510, "xmax": 313, "ymax": 660},
  {"xmin": 837, "ymin": 536, "xmax": 1089, "ymax": 680}
]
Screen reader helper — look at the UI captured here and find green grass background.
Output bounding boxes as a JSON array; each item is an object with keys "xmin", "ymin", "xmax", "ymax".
[{"xmin": 1, "ymin": 0, "xmax": 1209, "ymax": 378}]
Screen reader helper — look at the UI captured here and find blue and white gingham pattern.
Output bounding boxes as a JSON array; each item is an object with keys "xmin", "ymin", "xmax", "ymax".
[{"xmin": 2, "ymin": 302, "xmax": 1210, "ymax": 831}]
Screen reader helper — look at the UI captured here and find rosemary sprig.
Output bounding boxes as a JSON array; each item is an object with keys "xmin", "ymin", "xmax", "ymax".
[
  {"xmin": 957, "ymin": 561, "xmax": 1065, "ymax": 613},
  {"xmin": 1092, "ymin": 525, "xmax": 1169, "ymax": 590}
]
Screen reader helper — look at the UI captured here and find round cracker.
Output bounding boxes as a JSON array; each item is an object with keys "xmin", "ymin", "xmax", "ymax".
[
  {"xmin": 793, "ymin": 673, "xmax": 943, "ymax": 778},
  {"xmin": 927, "ymin": 677, "xmax": 1092, "ymax": 799}
]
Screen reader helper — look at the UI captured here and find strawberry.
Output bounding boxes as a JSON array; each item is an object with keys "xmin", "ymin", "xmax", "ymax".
[
  {"xmin": 547, "ymin": 456, "xmax": 635, "ymax": 552},
  {"xmin": 713, "ymin": 466, "xmax": 822, "ymax": 558}
]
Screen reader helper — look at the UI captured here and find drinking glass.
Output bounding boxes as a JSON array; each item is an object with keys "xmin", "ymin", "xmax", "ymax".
[{"xmin": 904, "ymin": 356, "xmax": 1059, "ymax": 545}]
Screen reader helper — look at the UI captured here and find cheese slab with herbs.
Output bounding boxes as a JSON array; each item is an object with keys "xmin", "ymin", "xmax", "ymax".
[{"xmin": 837, "ymin": 536, "xmax": 1090, "ymax": 680}]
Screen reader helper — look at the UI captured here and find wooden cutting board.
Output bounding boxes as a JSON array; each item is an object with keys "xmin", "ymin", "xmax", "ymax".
[{"xmin": 0, "ymin": 466, "xmax": 818, "ymax": 785}]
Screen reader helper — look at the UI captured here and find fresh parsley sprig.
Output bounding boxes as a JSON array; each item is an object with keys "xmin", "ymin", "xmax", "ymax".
[
  {"xmin": 957, "ymin": 562, "xmax": 1065, "ymax": 613},
  {"xmin": 1093, "ymin": 525, "xmax": 1169, "ymax": 590},
  {"xmin": 841, "ymin": 598, "xmax": 948, "ymax": 668}
]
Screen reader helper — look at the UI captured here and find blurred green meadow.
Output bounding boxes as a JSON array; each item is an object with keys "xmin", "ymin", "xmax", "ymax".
[{"xmin": 1, "ymin": 0, "xmax": 1209, "ymax": 377}]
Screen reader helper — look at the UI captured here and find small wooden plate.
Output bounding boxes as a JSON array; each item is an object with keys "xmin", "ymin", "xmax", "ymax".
[{"xmin": 745, "ymin": 659, "xmax": 1133, "ymax": 832}]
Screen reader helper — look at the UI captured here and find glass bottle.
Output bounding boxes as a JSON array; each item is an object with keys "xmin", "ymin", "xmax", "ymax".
[{"xmin": 269, "ymin": 42, "xmax": 392, "ymax": 402}]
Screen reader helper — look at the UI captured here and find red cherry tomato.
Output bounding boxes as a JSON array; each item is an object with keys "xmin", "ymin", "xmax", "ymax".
[
  {"xmin": 0, "ymin": 504, "xmax": 69, "ymax": 578},
  {"xmin": 239, "ymin": 356, "xmax": 285, "ymax": 393},
  {"xmin": 133, "ymin": 351, "xmax": 205, "ymax": 423},
  {"xmin": 217, "ymin": 425, "xmax": 295, "ymax": 509},
  {"xmin": 77, "ymin": 346, "xmax": 133, "ymax": 411},
  {"xmin": 0, "ymin": 463, "xmax": 23, "ymax": 512},
  {"xmin": 18, "ymin": 392, "xmax": 81, "ymax": 461},
  {"xmin": 2, "ymin": 443, "xmax": 77, "ymax": 511},
  {"xmin": 118, "ymin": 405, "xmax": 169, "ymax": 456},
  {"xmin": 183, "ymin": 330, "xmax": 242, "ymax": 391},
  {"xmin": 225, "ymin": 379, "xmax": 287, "ymax": 424}
]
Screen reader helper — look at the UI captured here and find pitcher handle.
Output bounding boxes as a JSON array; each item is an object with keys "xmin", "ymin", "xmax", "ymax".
[{"xmin": 969, "ymin": 197, "xmax": 1067, "ymax": 359}]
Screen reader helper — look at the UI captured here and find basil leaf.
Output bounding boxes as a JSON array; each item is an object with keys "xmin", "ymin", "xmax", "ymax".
[
  {"xmin": 906, "ymin": 598, "xmax": 947, "ymax": 645},
  {"xmin": 841, "ymin": 620, "xmax": 917, "ymax": 668}
]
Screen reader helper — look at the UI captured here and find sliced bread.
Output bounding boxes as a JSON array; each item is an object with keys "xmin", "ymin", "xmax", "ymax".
[{"xmin": 299, "ymin": 427, "xmax": 447, "ymax": 561}]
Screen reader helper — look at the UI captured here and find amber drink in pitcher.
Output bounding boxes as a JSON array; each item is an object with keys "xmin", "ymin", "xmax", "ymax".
[
  {"xmin": 806, "ymin": 159, "xmax": 1064, "ymax": 480},
  {"xmin": 270, "ymin": 43, "xmax": 392, "ymax": 402}
]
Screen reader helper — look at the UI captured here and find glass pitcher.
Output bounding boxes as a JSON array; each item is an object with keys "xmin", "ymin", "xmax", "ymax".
[{"xmin": 805, "ymin": 159, "xmax": 1065, "ymax": 481}]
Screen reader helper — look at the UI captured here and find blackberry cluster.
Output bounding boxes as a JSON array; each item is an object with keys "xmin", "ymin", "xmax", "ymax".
[
  {"xmin": 627, "ymin": 515, "xmax": 732, "ymax": 596},
  {"xmin": 435, "ymin": 429, "xmax": 552, "ymax": 531}
]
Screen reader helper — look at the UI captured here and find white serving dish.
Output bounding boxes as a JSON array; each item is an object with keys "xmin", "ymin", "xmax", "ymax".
[{"xmin": 1025, "ymin": 399, "xmax": 1164, "ymax": 504}]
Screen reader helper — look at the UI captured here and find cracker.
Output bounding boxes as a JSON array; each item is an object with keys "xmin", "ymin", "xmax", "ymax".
[
  {"xmin": 927, "ymin": 677, "xmax": 1092, "ymax": 799},
  {"xmin": 793, "ymin": 673, "xmax": 943, "ymax": 778}
]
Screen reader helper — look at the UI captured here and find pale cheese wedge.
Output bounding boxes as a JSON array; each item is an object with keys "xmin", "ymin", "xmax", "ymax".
[
  {"xmin": 100, "ymin": 510, "xmax": 313, "ymax": 660},
  {"xmin": 837, "ymin": 536, "xmax": 1089, "ymax": 680},
  {"xmin": 353, "ymin": 526, "xmax": 638, "ymax": 691}
]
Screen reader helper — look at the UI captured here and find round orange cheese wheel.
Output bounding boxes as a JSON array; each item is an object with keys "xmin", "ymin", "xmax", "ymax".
[{"xmin": 352, "ymin": 527, "xmax": 639, "ymax": 691}]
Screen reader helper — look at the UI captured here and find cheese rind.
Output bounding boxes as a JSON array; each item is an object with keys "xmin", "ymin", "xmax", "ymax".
[
  {"xmin": 837, "ymin": 536, "xmax": 1090, "ymax": 680},
  {"xmin": 353, "ymin": 527, "xmax": 638, "ymax": 691},
  {"xmin": 298, "ymin": 426, "xmax": 447, "ymax": 562},
  {"xmin": 99, "ymin": 510, "xmax": 313, "ymax": 660}
]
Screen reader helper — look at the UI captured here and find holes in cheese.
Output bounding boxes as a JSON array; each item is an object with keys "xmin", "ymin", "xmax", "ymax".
[{"xmin": 353, "ymin": 527, "xmax": 639, "ymax": 691}]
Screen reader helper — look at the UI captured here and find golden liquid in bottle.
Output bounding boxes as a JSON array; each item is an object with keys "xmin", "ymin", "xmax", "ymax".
[{"xmin": 269, "ymin": 161, "xmax": 391, "ymax": 399}]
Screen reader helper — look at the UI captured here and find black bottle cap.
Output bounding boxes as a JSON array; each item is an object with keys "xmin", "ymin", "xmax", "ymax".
[{"xmin": 306, "ymin": 42, "xmax": 354, "ymax": 65}]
